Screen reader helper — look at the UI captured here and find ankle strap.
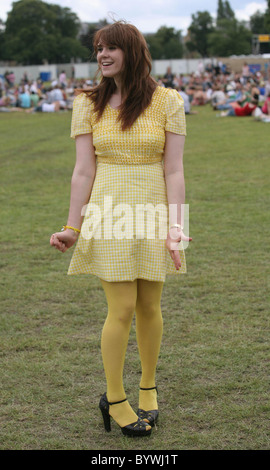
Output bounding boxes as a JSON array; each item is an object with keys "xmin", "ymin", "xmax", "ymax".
[
  {"xmin": 140, "ymin": 386, "xmax": 158, "ymax": 392},
  {"xmin": 108, "ymin": 397, "xmax": 127, "ymax": 406}
]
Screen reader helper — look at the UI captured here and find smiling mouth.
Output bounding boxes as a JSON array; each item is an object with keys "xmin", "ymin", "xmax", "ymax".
[{"xmin": 102, "ymin": 63, "xmax": 113, "ymax": 66}]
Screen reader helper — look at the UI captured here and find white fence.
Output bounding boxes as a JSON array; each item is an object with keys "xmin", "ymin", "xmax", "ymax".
[
  {"xmin": 0, "ymin": 59, "xmax": 210, "ymax": 84},
  {"xmin": 1, "ymin": 56, "xmax": 269, "ymax": 84}
]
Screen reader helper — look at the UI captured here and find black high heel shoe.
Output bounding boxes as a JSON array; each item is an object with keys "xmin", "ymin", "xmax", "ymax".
[
  {"xmin": 137, "ymin": 386, "xmax": 159, "ymax": 427},
  {"xmin": 99, "ymin": 393, "xmax": 152, "ymax": 437}
]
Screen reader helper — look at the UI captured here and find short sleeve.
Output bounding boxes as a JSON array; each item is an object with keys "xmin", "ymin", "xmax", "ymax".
[
  {"xmin": 70, "ymin": 93, "xmax": 93, "ymax": 139},
  {"xmin": 165, "ymin": 89, "xmax": 186, "ymax": 136}
]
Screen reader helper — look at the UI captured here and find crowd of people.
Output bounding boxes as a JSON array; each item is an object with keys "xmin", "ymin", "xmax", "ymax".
[
  {"xmin": 1, "ymin": 62, "xmax": 270, "ymax": 121},
  {"xmin": 0, "ymin": 70, "xmax": 91, "ymax": 113},
  {"xmin": 158, "ymin": 62, "xmax": 270, "ymax": 122}
]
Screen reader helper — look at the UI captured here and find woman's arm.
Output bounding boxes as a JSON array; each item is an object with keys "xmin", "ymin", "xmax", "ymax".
[
  {"xmin": 67, "ymin": 133, "xmax": 96, "ymax": 229},
  {"xmin": 164, "ymin": 131, "xmax": 192, "ymax": 270},
  {"xmin": 50, "ymin": 133, "xmax": 96, "ymax": 252}
]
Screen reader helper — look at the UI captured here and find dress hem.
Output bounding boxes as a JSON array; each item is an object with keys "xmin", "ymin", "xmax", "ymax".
[{"xmin": 67, "ymin": 269, "xmax": 186, "ymax": 282}]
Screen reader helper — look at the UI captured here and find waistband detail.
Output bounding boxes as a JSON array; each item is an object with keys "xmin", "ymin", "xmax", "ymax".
[{"xmin": 97, "ymin": 155, "xmax": 162, "ymax": 165}]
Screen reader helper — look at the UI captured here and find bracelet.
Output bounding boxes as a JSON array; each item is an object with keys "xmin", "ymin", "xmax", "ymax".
[
  {"xmin": 61, "ymin": 225, "xmax": 81, "ymax": 234},
  {"xmin": 170, "ymin": 223, "xmax": 183, "ymax": 230}
]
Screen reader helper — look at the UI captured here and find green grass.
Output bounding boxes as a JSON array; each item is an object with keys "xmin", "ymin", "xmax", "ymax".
[{"xmin": 0, "ymin": 107, "xmax": 269, "ymax": 450}]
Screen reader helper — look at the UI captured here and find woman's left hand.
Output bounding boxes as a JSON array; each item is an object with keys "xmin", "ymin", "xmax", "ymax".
[
  {"xmin": 50, "ymin": 229, "xmax": 79, "ymax": 253},
  {"xmin": 166, "ymin": 228, "xmax": 192, "ymax": 270}
]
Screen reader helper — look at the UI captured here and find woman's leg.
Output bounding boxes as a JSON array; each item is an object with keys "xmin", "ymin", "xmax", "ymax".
[
  {"xmin": 100, "ymin": 279, "xmax": 140, "ymax": 427},
  {"xmin": 135, "ymin": 279, "xmax": 164, "ymax": 411}
]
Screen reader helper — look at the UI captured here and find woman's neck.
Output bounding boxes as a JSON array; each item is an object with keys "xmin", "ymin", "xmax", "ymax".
[
  {"xmin": 114, "ymin": 75, "xmax": 124, "ymax": 94},
  {"xmin": 111, "ymin": 79, "xmax": 124, "ymax": 107}
]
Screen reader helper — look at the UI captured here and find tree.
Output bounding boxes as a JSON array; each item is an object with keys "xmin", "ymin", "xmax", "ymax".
[
  {"xmin": 2, "ymin": 0, "xmax": 89, "ymax": 64},
  {"xmin": 217, "ymin": 0, "xmax": 235, "ymax": 21},
  {"xmin": 79, "ymin": 19, "xmax": 109, "ymax": 61},
  {"xmin": 206, "ymin": 0, "xmax": 252, "ymax": 56},
  {"xmin": 144, "ymin": 26, "xmax": 183, "ymax": 59},
  {"xmin": 264, "ymin": 0, "xmax": 270, "ymax": 31},
  {"xmin": 186, "ymin": 11, "xmax": 214, "ymax": 57},
  {"xmin": 0, "ymin": 19, "xmax": 6, "ymax": 60},
  {"xmin": 250, "ymin": 6, "xmax": 270, "ymax": 54},
  {"xmin": 250, "ymin": 10, "xmax": 266, "ymax": 33},
  {"xmin": 217, "ymin": 0, "xmax": 225, "ymax": 20},
  {"xmin": 208, "ymin": 18, "xmax": 252, "ymax": 56}
]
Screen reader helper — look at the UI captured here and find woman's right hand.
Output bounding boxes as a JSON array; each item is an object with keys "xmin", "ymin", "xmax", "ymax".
[
  {"xmin": 166, "ymin": 227, "xmax": 192, "ymax": 271},
  {"xmin": 50, "ymin": 229, "xmax": 79, "ymax": 253}
]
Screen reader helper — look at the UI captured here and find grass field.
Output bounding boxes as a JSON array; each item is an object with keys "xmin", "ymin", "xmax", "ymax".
[{"xmin": 0, "ymin": 106, "xmax": 269, "ymax": 450}]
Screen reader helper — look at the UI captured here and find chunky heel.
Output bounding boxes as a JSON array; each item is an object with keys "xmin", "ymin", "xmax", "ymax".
[
  {"xmin": 137, "ymin": 386, "xmax": 159, "ymax": 427},
  {"xmin": 99, "ymin": 393, "xmax": 152, "ymax": 437},
  {"xmin": 99, "ymin": 394, "xmax": 112, "ymax": 432}
]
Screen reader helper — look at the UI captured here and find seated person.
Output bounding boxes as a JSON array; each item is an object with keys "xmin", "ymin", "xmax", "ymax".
[
  {"xmin": 36, "ymin": 101, "xmax": 61, "ymax": 112},
  {"xmin": 18, "ymin": 87, "xmax": 31, "ymax": 108},
  {"xmin": 216, "ymin": 81, "xmax": 243, "ymax": 110},
  {"xmin": 178, "ymin": 86, "xmax": 190, "ymax": 114},
  {"xmin": 26, "ymin": 100, "xmax": 61, "ymax": 113},
  {"xmin": 253, "ymin": 106, "xmax": 270, "ymax": 122},
  {"xmin": 177, "ymin": 86, "xmax": 198, "ymax": 114},
  {"xmin": 30, "ymin": 92, "xmax": 39, "ymax": 108},
  {"xmin": 191, "ymin": 86, "xmax": 207, "ymax": 105},
  {"xmin": 220, "ymin": 94, "xmax": 259, "ymax": 117},
  {"xmin": 211, "ymin": 84, "xmax": 227, "ymax": 109},
  {"xmin": 48, "ymin": 85, "xmax": 66, "ymax": 109},
  {"xmin": 261, "ymin": 92, "xmax": 270, "ymax": 115}
]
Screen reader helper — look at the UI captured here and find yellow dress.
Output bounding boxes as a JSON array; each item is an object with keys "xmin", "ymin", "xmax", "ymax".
[{"xmin": 68, "ymin": 85, "xmax": 187, "ymax": 282}]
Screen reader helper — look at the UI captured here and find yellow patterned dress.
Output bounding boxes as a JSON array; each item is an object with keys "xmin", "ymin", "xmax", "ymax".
[{"xmin": 68, "ymin": 85, "xmax": 187, "ymax": 282}]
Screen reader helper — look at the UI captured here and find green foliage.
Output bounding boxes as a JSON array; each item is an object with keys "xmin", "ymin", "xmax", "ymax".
[
  {"xmin": 208, "ymin": 18, "xmax": 252, "ymax": 56},
  {"xmin": 185, "ymin": 0, "xmax": 258, "ymax": 58},
  {"xmin": 265, "ymin": 1, "xmax": 270, "ymax": 30},
  {"xmin": 250, "ymin": 10, "xmax": 265, "ymax": 33},
  {"xmin": 2, "ymin": 0, "xmax": 89, "ymax": 64},
  {"xmin": 144, "ymin": 26, "xmax": 183, "ymax": 59},
  {"xmin": 0, "ymin": 0, "xmax": 269, "ymax": 62},
  {"xmin": 250, "ymin": 10, "xmax": 270, "ymax": 54},
  {"xmin": 79, "ymin": 19, "xmax": 109, "ymax": 62},
  {"xmin": 217, "ymin": 0, "xmax": 235, "ymax": 21},
  {"xmin": 186, "ymin": 11, "xmax": 214, "ymax": 57}
]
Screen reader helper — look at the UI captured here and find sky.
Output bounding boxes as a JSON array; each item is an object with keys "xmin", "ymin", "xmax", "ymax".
[{"xmin": 1, "ymin": 0, "xmax": 268, "ymax": 34}]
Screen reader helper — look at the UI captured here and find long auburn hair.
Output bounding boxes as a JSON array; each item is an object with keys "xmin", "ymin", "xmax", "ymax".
[{"xmin": 85, "ymin": 21, "xmax": 157, "ymax": 130}]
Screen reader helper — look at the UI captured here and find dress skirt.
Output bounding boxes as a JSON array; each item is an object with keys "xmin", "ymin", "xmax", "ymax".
[{"xmin": 68, "ymin": 160, "xmax": 186, "ymax": 282}]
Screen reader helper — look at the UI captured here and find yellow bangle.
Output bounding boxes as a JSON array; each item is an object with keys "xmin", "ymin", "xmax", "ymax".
[{"xmin": 61, "ymin": 225, "xmax": 81, "ymax": 234}]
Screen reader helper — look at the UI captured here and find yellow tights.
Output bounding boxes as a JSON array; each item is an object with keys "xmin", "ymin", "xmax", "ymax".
[{"xmin": 100, "ymin": 279, "xmax": 163, "ymax": 427}]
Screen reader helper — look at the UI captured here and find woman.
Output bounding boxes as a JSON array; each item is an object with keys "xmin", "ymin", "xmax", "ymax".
[{"xmin": 50, "ymin": 21, "xmax": 191, "ymax": 437}]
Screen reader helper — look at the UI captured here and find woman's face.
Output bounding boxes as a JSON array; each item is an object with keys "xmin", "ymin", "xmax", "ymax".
[{"xmin": 97, "ymin": 43, "xmax": 125, "ymax": 81}]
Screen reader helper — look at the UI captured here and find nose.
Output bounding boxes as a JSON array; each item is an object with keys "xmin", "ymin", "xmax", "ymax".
[{"xmin": 99, "ymin": 47, "xmax": 109, "ymax": 58}]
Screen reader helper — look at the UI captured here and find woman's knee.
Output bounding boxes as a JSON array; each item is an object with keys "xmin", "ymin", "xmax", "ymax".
[
  {"xmin": 136, "ymin": 280, "xmax": 163, "ymax": 318},
  {"xmin": 101, "ymin": 279, "xmax": 137, "ymax": 324},
  {"xmin": 112, "ymin": 298, "xmax": 136, "ymax": 324},
  {"xmin": 136, "ymin": 299, "xmax": 162, "ymax": 320}
]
